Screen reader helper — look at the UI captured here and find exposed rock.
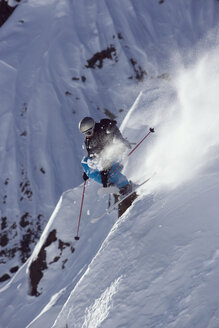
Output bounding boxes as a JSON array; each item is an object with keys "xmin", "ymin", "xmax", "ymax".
[
  {"xmin": 1, "ymin": 217, "xmax": 7, "ymax": 230},
  {"xmin": 40, "ymin": 167, "xmax": 46, "ymax": 174},
  {"xmin": 29, "ymin": 229, "xmax": 57, "ymax": 296},
  {"xmin": 0, "ymin": 273, "xmax": 10, "ymax": 282},
  {"xmin": 19, "ymin": 178, "xmax": 33, "ymax": 201},
  {"xmin": 85, "ymin": 45, "xmax": 118, "ymax": 69},
  {"xmin": 20, "ymin": 212, "xmax": 31, "ymax": 228},
  {"xmin": 28, "ymin": 228, "xmax": 75, "ymax": 296},
  {"xmin": 129, "ymin": 58, "xmax": 147, "ymax": 82},
  {"xmin": 0, "ymin": 232, "xmax": 9, "ymax": 247},
  {"xmin": 10, "ymin": 265, "xmax": 19, "ymax": 273},
  {"xmin": 117, "ymin": 32, "xmax": 123, "ymax": 40}
]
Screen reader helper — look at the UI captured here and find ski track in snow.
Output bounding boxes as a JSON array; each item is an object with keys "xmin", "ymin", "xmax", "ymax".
[{"xmin": 0, "ymin": 0, "xmax": 219, "ymax": 328}]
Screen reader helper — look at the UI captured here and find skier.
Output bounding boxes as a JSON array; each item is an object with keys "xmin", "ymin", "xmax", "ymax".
[{"xmin": 78, "ymin": 116, "xmax": 134, "ymax": 198}]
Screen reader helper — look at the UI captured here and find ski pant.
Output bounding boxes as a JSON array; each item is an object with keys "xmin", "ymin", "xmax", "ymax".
[{"xmin": 81, "ymin": 156, "xmax": 129, "ymax": 189}]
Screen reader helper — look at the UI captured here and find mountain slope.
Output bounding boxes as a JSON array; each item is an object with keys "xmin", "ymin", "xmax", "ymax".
[
  {"xmin": 0, "ymin": 0, "xmax": 219, "ymax": 327},
  {"xmin": 53, "ymin": 173, "xmax": 219, "ymax": 328}
]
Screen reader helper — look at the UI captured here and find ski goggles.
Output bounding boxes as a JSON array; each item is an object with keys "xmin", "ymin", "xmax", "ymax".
[{"xmin": 83, "ymin": 128, "xmax": 94, "ymax": 137}]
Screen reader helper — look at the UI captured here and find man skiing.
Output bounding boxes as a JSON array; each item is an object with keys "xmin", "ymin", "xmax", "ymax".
[{"xmin": 78, "ymin": 116, "xmax": 134, "ymax": 198}]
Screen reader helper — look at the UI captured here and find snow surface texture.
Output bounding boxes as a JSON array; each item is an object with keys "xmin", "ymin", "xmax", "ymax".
[{"xmin": 0, "ymin": 0, "xmax": 219, "ymax": 327}]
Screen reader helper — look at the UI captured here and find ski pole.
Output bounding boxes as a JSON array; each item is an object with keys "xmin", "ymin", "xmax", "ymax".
[
  {"xmin": 75, "ymin": 180, "xmax": 86, "ymax": 240},
  {"xmin": 128, "ymin": 127, "xmax": 154, "ymax": 156},
  {"xmin": 110, "ymin": 127, "xmax": 155, "ymax": 177}
]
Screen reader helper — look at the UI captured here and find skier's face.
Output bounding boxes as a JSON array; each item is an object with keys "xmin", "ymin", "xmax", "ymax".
[{"xmin": 84, "ymin": 127, "xmax": 94, "ymax": 138}]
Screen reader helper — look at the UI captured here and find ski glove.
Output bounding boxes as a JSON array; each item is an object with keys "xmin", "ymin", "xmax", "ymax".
[
  {"xmin": 100, "ymin": 170, "xmax": 109, "ymax": 188},
  {"xmin": 83, "ymin": 172, "xmax": 89, "ymax": 181}
]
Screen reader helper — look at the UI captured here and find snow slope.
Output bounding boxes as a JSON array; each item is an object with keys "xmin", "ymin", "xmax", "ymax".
[{"xmin": 0, "ymin": 0, "xmax": 219, "ymax": 327}]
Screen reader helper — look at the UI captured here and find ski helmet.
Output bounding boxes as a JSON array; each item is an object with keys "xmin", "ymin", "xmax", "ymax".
[{"xmin": 78, "ymin": 117, "xmax": 95, "ymax": 133}]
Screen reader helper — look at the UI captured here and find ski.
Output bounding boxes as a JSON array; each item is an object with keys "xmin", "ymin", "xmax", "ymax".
[{"xmin": 91, "ymin": 175, "xmax": 154, "ymax": 223}]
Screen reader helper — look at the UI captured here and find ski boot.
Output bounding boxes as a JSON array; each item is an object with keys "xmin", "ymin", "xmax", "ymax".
[{"xmin": 118, "ymin": 181, "xmax": 137, "ymax": 217}]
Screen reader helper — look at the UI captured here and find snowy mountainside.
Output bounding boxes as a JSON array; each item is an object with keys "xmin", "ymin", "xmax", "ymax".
[
  {"xmin": 53, "ymin": 173, "xmax": 219, "ymax": 328},
  {"xmin": 0, "ymin": 0, "xmax": 155, "ymax": 283},
  {"xmin": 0, "ymin": 0, "xmax": 219, "ymax": 327},
  {"xmin": 0, "ymin": 182, "xmax": 117, "ymax": 328}
]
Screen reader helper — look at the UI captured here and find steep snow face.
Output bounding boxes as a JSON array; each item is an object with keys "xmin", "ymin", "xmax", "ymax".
[
  {"xmin": 1, "ymin": 0, "xmax": 218, "ymax": 284},
  {"xmin": 0, "ymin": 0, "xmax": 219, "ymax": 327},
  {"xmin": 53, "ymin": 174, "xmax": 219, "ymax": 328}
]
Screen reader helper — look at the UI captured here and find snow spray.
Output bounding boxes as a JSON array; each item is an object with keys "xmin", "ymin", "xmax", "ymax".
[{"xmin": 141, "ymin": 42, "xmax": 219, "ymax": 190}]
